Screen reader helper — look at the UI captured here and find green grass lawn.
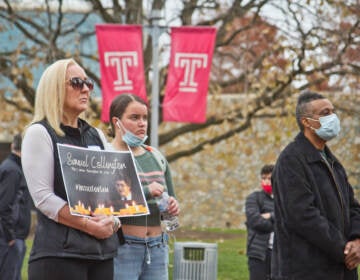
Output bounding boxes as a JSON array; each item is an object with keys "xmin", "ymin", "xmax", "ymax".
[
  {"xmin": 20, "ymin": 228, "xmax": 360, "ymax": 279},
  {"xmin": 22, "ymin": 228, "xmax": 248, "ymax": 280}
]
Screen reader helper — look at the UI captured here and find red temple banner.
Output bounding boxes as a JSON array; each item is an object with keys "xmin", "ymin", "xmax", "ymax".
[
  {"xmin": 96, "ymin": 24, "xmax": 147, "ymax": 122},
  {"xmin": 162, "ymin": 27, "xmax": 217, "ymax": 123}
]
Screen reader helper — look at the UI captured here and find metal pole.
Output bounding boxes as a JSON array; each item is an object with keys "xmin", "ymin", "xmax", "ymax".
[
  {"xmin": 149, "ymin": 10, "xmax": 162, "ymax": 148},
  {"xmin": 150, "ymin": 24, "xmax": 160, "ymax": 148}
]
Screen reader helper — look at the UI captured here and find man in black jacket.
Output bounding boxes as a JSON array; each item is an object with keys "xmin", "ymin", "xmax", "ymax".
[
  {"xmin": 245, "ymin": 164, "xmax": 275, "ymax": 280},
  {"xmin": 272, "ymin": 91, "xmax": 360, "ymax": 280},
  {"xmin": 0, "ymin": 133, "xmax": 31, "ymax": 280}
]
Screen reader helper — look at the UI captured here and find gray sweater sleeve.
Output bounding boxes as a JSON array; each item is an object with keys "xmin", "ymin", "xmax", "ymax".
[{"xmin": 22, "ymin": 124, "xmax": 67, "ymax": 222}]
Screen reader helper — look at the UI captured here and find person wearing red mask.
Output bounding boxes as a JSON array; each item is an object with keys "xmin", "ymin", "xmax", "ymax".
[{"xmin": 245, "ymin": 164, "xmax": 275, "ymax": 280}]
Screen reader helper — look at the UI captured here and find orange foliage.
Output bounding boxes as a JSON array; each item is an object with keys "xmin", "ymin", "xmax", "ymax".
[{"xmin": 213, "ymin": 15, "xmax": 286, "ymax": 93}]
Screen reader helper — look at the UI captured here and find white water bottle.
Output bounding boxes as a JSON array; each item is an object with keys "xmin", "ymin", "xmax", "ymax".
[{"xmin": 156, "ymin": 192, "xmax": 180, "ymax": 231}]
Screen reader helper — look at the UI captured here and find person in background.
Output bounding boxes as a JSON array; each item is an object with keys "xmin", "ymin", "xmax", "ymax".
[
  {"xmin": 245, "ymin": 164, "xmax": 275, "ymax": 280},
  {"xmin": 108, "ymin": 93, "xmax": 180, "ymax": 280},
  {"xmin": 21, "ymin": 58, "xmax": 120, "ymax": 280},
  {"xmin": 272, "ymin": 91, "xmax": 360, "ymax": 279},
  {"xmin": 0, "ymin": 133, "xmax": 31, "ymax": 280}
]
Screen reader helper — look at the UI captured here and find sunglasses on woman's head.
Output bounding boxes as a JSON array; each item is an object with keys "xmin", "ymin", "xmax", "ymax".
[{"xmin": 68, "ymin": 77, "xmax": 94, "ymax": 91}]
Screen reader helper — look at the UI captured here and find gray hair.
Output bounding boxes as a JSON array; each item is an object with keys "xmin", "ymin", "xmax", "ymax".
[{"xmin": 295, "ymin": 91, "xmax": 325, "ymax": 131}]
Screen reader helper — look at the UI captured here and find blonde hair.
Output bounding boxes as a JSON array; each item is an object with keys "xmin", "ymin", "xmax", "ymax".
[{"xmin": 31, "ymin": 58, "xmax": 78, "ymax": 136}]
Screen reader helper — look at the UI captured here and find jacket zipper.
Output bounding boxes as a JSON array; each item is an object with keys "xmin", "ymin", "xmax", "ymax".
[
  {"xmin": 324, "ymin": 160, "xmax": 345, "ymax": 234},
  {"xmin": 324, "ymin": 160, "xmax": 346, "ymax": 279}
]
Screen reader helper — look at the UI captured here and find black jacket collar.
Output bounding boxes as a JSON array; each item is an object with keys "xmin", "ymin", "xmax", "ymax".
[
  {"xmin": 60, "ymin": 118, "xmax": 91, "ymax": 136},
  {"xmin": 294, "ymin": 132, "xmax": 339, "ymax": 165}
]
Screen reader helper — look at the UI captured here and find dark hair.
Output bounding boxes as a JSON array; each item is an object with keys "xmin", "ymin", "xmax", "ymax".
[
  {"xmin": 115, "ymin": 173, "xmax": 132, "ymax": 188},
  {"xmin": 295, "ymin": 91, "xmax": 325, "ymax": 131},
  {"xmin": 12, "ymin": 133, "xmax": 22, "ymax": 151},
  {"xmin": 108, "ymin": 94, "xmax": 148, "ymax": 137},
  {"xmin": 260, "ymin": 164, "xmax": 274, "ymax": 175}
]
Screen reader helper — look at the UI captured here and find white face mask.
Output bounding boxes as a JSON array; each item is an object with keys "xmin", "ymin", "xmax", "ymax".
[
  {"xmin": 307, "ymin": 113, "xmax": 341, "ymax": 141},
  {"xmin": 115, "ymin": 119, "xmax": 148, "ymax": 147}
]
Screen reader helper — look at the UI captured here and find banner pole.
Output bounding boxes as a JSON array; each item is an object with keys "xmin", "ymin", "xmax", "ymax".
[
  {"xmin": 148, "ymin": 10, "xmax": 167, "ymax": 148},
  {"xmin": 150, "ymin": 22, "xmax": 160, "ymax": 148}
]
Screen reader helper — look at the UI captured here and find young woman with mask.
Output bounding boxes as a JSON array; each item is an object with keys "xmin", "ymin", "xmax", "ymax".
[{"xmin": 108, "ymin": 94, "xmax": 180, "ymax": 280}]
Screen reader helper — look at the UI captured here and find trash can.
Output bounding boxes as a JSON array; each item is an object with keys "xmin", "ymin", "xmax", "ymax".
[{"xmin": 173, "ymin": 242, "xmax": 218, "ymax": 280}]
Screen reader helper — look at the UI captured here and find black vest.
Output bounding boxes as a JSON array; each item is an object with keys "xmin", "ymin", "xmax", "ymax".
[{"xmin": 30, "ymin": 119, "xmax": 118, "ymax": 262}]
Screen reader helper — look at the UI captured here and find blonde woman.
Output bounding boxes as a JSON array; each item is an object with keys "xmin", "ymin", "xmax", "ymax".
[{"xmin": 22, "ymin": 59, "xmax": 120, "ymax": 280}]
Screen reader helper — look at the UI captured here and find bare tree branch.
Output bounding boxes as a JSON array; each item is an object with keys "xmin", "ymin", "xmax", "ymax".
[{"xmin": 0, "ymin": 0, "xmax": 359, "ymax": 162}]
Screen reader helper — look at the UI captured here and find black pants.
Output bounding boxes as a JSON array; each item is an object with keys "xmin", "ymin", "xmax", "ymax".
[
  {"xmin": 28, "ymin": 257, "xmax": 113, "ymax": 280},
  {"xmin": 248, "ymin": 248, "xmax": 272, "ymax": 280}
]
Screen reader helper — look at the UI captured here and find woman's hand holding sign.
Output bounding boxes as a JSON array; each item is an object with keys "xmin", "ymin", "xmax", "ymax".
[
  {"xmin": 58, "ymin": 205, "xmax": 121, "ymax": 239},
  {"xmin": 85, "ymin": 215, "xmax": 121, "ymax": 239}
]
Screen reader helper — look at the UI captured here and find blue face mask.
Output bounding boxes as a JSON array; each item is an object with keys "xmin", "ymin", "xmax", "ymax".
[
  {"xmin": 116, "ymin": 120, "xmax": 148, "ymax": 147},
  {"xmin": 309, "ymin": 113, "xmax": 341, "ymax": 141},
  {"xmin": 123, "ymin": 130, "xmax": 148, "ymax": 147}
]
